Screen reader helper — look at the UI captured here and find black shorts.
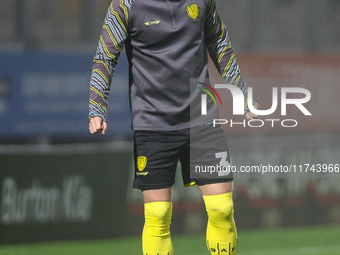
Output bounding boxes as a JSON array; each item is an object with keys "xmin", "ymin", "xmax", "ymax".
[{"xmin": 132, "ymin": 123, "xmax": 233, "ymax": 190}]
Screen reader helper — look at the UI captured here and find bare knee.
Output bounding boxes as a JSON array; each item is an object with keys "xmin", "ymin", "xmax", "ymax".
[
  {"xmin": 199, "ymin": 182, "xmax": 233, "ymax": 196},
  {"xmin": 142, "ymin": 187, "xmax": 172, "ymax": 203}
]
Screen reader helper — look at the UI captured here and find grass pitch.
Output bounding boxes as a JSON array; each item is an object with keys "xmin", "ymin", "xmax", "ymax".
[{"xmin": 1, "ymin": 226, "xmax": 339, "ymax": 255}]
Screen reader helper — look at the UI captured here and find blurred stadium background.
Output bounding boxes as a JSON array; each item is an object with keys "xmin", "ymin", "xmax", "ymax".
[{"xmin": 0, "ymin": 0, "xmax": 339, "ymax": 254}]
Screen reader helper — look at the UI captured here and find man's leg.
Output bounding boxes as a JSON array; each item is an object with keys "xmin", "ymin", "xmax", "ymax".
[
  {"xmin": 142, "ymin": 188, "xmax": 173, "ymax": 255},
  {"xmin": 199, "ymin": 182, "xmax": 237, "ymax": 255}
]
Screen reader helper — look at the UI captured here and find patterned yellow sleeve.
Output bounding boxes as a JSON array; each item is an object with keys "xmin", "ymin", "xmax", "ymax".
[
  {"xmin": 204, "ymin": 0, "xmax": 253, "ymax": 113},
  {"xmin": 89, "ymin": 0, "xmax": 130, "ymax": 122}
]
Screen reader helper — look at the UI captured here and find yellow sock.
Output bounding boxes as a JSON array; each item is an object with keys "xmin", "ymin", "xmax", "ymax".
[
  {"xmin": 203, "ymin": 192, "xmax": 237, "ymax": 255},
  {"xmin": 142, "ymin": 202, "xmax": 173, "ymax": 255}
]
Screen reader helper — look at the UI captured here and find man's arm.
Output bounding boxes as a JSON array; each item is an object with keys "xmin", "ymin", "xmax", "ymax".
[
  {"xmin": 88, "ymin": 1, "xmax": 129, "ymax": 132},
  {"xmin": 204, "ymin": 0, "xmax": 257, "ymax": 118}
]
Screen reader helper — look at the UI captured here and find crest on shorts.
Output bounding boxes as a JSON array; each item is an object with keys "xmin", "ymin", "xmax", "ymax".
[
  {"xmin": 186, "ymin": 4, "xmax": 199, "ymax": 20},
  {"xmin": 137, "ymin": 156, "xmax": 147, "ymax": 171}
]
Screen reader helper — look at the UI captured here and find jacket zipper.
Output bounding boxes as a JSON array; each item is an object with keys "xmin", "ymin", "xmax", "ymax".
[{"xmin": 166, "ymin": 0, "xmax": 177, "ymax": 29}]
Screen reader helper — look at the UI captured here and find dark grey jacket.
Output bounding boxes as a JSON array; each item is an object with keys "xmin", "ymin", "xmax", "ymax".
[{"xmin": 89, "ymin": 0, "xmax": 249, "ymax": 130}]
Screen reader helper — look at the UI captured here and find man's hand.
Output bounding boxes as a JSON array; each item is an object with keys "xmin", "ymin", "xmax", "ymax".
[
  {"xmin": 245, "ymin": 104, "xmax": 259, "ymax": 120},
  {"xmin": 89, "ymin": 116, "xmax": 108, "ymax": 135}
]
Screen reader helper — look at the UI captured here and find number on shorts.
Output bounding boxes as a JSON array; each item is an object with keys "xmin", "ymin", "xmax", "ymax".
[{"xmin": 215, "ymin": 151, "xmax": 231, "ymax": 176}]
